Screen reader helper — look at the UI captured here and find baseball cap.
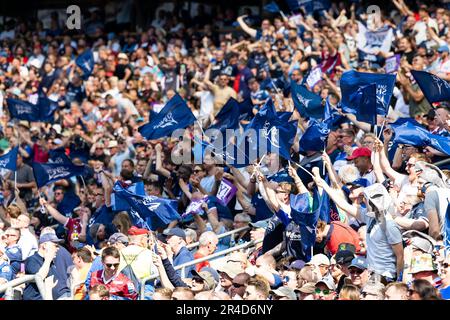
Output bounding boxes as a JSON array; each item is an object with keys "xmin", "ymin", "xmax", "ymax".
[
  {"xmin": 53, "ymin": 138, "xmax": 63, "ymax": 146},
  {"xmin": 289, "ymin": 260, "xmax": 306, "ymax": 270},
  {"xmin": 191, "ymin": 270, "xmax": 217, "ymax": 290},
  {"xmin": 270, "ymin": 286, "xmax": 297, "ymax": 300},
  {"xmin": 216, "ymin": 261, "xmax": 244, "ymax": 279},
  {"xmin": 426, "ymin": 109, "xmax": 437, "ymax": 120},
  {"xmin": 199, "ymin": 266, "xmax": 220, "ymax": 283},
  {"xmin": 315, "ymin": 275, "xmax": 336, "ymax": 291},
  {"xmin": 118, "ymin": 53, "xmax": 129, "ymax": 60},
  {"xmin": 349, "ymin": 256, "xmax": 368, "ymax": 270},
  {"xmin": 249, "ymin": 219, "xmax": 270, "ymax": 230},
  {"xmin": 18, "ymin": 121, "xmax": 30, "ymax": 129},
  {"xmin": 163, "ymin": 227, "xmax": 186, "ymax": 240},
  {"xmin": 127, "ymin": 226, "xmax": 150, "ymax": 236},
  {"xmin": 348, "ymin": 178, "xmax": 370, "ymax": 188},
  {"xmin": 296, "ymin": 282, "xmax": 316, "ymax": 294},
  {"xmin": 108, "ymin": 140, "xmax": 118, "ymax": 148},
  {"xmin": 108, "ymin": 233, "xmax": 129, "ymax": 245},
  {"xmin": 39, "ymin": 233, "xmax": 64, "ymax": 244},
  {"xmin": 307, "ymin": 254, "xmax": 330, "ymax": 266},
  {"xmin": 347, "ymin": 147, "xmax": 372, "ymax": 160},
  {"xmin": 335, "ymin": 250, "xmax": 355, "ymax": 266},
  {"xmin": 437, "ymin": 45, "xmax": 449, "ymax": 53}
]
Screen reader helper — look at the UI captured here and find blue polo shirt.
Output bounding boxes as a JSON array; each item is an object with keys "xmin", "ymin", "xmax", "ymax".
[
  {"xmin": 173, "ymin": 246, "xmax": 195, "ymax": 278},
  {"xmin": 23, "ymin": 252, "xmax": 70, "ymax": 300}
]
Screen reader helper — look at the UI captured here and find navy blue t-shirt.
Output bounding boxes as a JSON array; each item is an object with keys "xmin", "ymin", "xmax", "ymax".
[{"xmin": 23, "ymin": 252, "xmax": 70, "ymax": 300}]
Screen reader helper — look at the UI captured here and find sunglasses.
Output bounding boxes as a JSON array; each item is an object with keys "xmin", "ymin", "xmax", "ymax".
[
  {"xmin": 349, "ymin": 268, "xmax": 364, "ymax": 275},
  {"xmin": 232, "ymin": 283, "xmax": 246, "ymax": 288},
  {"xmin": 314, "ymin": 288, "xmax": 330, "ymax": 295},
  {"xmin": 54, "ymin": 192, "xmax": 63, "ymax": 195},
  {"xmin": 104, "ymin": 263, "xmax": 120, "ymax": 268},
  {"xmin": 193, "ymin": 169, "xmax": 203, "ymax": 173},
  {"xmin": 443, "ymin": 263, "xmax": 449, "ymax": 269}
]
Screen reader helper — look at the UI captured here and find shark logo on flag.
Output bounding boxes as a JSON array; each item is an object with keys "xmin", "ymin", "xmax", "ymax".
[
  {"xmin": 143, "ymin": 196, "xmax": 162, "ymax": 211},
  {"xmin": 296, "ymin": 94, "xmax": 311, "ymax": 108},
  {"xmin": 431, "ymin": 74, "xmax": 450, "ymax": 95},
  {"xmin": 0, "ymin": 159, "xmax": 9, "ymax": 167},
  {"xmin": 47, "ymin": 167, "xmax": 72, "ymax": 181},
  {"xmin": 153, "ymin": 112, "xmax": 178, "ymax": 129}
]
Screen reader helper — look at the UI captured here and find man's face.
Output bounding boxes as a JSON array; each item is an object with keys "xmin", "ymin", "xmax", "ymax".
[
  {"xmin": 97, "ymin": 224, "xmax": 106, "ymax": 240},
  {"xmin": 166, "ymin": 235, "xmax": 182, "ymax": 251},
  {"xmin": 250, "ymin": 228, "xmax": 265, "ymax": 241},
  {"xmin": 313, "ymin": 283, "xmax": 335, "ymax": 300},
  {"xmin": 349, "ymin": 267, "xmax": 368, "ymax": 288},
  {"xmin": 229, "ymin": 275, "xmax": 247, "ymax": 298},
  {"xmin": 102, "ymin": 255, "xmax": 120, "ymax": 278},
  {"xmin": 219, "ymin": 75, "xmax": 228, "ymax": 86},
  {"xmin": 353, "ymin": 157, "xmax": 370, "ymax": 174},
  {"xmin": 385, "ymin": 287, "xmax": 408, "ymax": 300},
  {"xmin": 121, "ymin": 161, "xmax": 133, "ymax": 172},
  {"xmin": 136, "ymin": 160, "xmax": 147, "ymax": 175},
  {"xmin": 219, "ymin": 272, "xmax": 233, "ymax": 288},
  {"xmin": 207, "ymin": 239, "xmax": 218, "ymax": 254},
  {"xmin": 3, "ymin": 229, "xmax": 20, "ymax": 246}
]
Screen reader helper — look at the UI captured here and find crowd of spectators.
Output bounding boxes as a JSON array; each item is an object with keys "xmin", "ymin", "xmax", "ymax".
[{"xmin": 0, "ymin": 0, "xmax": 449, "ymax": 300}]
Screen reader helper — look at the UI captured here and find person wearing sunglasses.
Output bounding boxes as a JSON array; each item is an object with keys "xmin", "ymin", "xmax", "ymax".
[
  {"xmin": 438, "ymin": 257, "xmax": 450, "ymax": 300},
  {"xmin": 228, "ymin": 272, "xmax": 250, "ymax": 300},
  {"xmin": 313, "ymin": 276, "xmax": 337, "ymax": 300},
  {"xmin": 89, "ymin": 246, "xmax": 138, "ymax": 300}
]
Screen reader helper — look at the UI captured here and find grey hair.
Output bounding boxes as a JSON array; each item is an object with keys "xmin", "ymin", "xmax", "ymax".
[
  {"xmin": 198, "ymin": 231, "xmax": 218, "ymax": 247},
  {"xmin": 338, "ymin": 165, "xmax": 360, "ymax": 184},
  {"xmin": 184, "ymin": 228, "xmax": 197, "ymax": 243}
]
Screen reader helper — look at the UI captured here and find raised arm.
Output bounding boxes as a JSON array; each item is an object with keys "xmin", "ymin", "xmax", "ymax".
[
  {"xmin": 40, "ymin": 197, "xmax": 69, "ymax": 226},
  {"xmin": 155, "ymin": 144, "xmax": 171, "ymax": 178},
  {"xmin": 237, "ymin": 15, "xmax": 257, "ymax": 38}
]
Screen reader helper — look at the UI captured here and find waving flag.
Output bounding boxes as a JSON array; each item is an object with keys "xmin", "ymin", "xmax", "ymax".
[
  {"xmin": 299, "ymin": 119, "xmax": 330, "ymax": 155},
  {"xmin": 0, "ymin": 147, "xmax": 18, "ymax": 171},
  {"xmin": 238, "ymin": 98, "xmax": 255, "ymax": 121},
  {"xmin": 392, "ymin": 121, "xmax": 450, "ymax": 156},
  {"xmin": 207, "ymin": 98, "xmax": 241, "ymax": 134},
  {"xmin": 76, "ymin": 50, "xmax": 95, "ymax": 80},
  {"xmin": 291, "ymin": 81, "xmax": 323, "ymax": 119},
  {"xmin": 113, "ymin": 182, "xmax": 180, "ymax": 230},
  {"xmin": 349, "ymin": 83, "xmax": 378, "ymax": 125},
  {"xmin": 264, "ymin": 1, "xmax": 281, "ymax": 13},
  {"xmin": 324, "ymin": 98, "xmax": 346, "ymax": 130},
  {"xmin": 48, "ymin": 148, "xmax": 71, "ymax": 164},
  {"xmin": 340, "ymin": 70, "xmax": 395, "ymax": 116},
  {"xmin": 32, "ymin": 161, "xmax": 86, "ymax": 188},
  {"xmin": 57, "ymin": 190, "xmax": 81, "ymax": 217},
  {"xmin": 111, "ymin": 181, "xmax": 146, "ymax": 212},
  {"xmin": 7, "ymin": 96, "xmax": 58, "ymax": 122},
  {"xmin": 138, "ymin": 94, "xmax": 196, "ymax": 140},
  {"xmin": 7, "ymin": 98, "xmax": 40, "ymax": 121},
  {"xmin": 411, "ymin": 70, "xmax": 450, "ymax": 104},
  {"xmin": 277, "ymin": 112, "xmax": 293, "ymax": 122}
]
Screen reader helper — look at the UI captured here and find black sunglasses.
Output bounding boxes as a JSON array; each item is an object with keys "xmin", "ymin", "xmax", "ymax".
[
  {"xmin": 443, "ymin": 263, "xmax": 449, "ymax": 269},
  {"xmin": 105, "ymin": 263, "xmax": 120, "ymax": 268},
  {"xmin": 232, "ymin": 283, "xmax": 246, "ymax": 288}
]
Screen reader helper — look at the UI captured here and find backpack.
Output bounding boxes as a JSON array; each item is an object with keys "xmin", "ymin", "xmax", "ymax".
[{"xmin": 120, "ymin": 251, "xmax": 144, "ymax": 297}]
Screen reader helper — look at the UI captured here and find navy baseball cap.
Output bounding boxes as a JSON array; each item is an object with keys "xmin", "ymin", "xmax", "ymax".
[
  {"xmin": 349, "ymin": 256, "xmax": 368, "ymax": 270},
  {"xmin": 39, "ymin": 233, "xmax": 64, "ymax": 245},
  {"xmin": 163, "ymin": 227, "xmax": 186, "ymax": 240}
]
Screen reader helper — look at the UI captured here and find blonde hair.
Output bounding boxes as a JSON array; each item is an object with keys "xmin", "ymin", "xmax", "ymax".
[
  {"xmin": 7, "ymin": 204, "xmax": 23, "ymax": 219},
  {"xmin": 339, "ymin": 284, "xmax": 360, "ymax": 300}
]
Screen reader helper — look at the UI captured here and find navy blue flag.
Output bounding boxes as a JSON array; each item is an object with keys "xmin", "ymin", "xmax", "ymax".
[
  {"xmin": 207, "ymin": 98, "xmax": 241, "ymax": 134},
  {"xmin": 290, "ymin": 189, "xmax": 322, "ymax": 262},
  {"xmin": 57, "ymin": 190, "xmax": 81, "ymax": 217},
  {"xmin": 291, "ymin": 81, "xmax": 323, "ymax": 119},
  {"xmin": 37, "ymin": 95, "xmax": 58, "ymax": 123},
  {"xmin": 277, "ymin": 112, "xmax": 293, "ymax": 122},
  {"xmin": 32, "ymin": 161, "xmax": 86, "ymax": 188},
  {"xmin": 138, "ymin": 94, "xmax": 196, "ymax": 140},
  {"xmin": 392, "ymin": 121, "xmax": 450, "ymax": 156},
  {"xmin": 48, "ymin": 148, "xmax": 71, "ymax": 164},
  {"xmin": 264, "ymin": 1, "xmax": 281, "ymax": 13},
  {"xmin": 299, "ymin": 119, "xmax": 330, "ymax": 155},
  {"xmin": 340, "ymin": 70, "xmax": 396, "ymax": 116},
  {"xmin": 238, "ymin": 98, "xmax": 255, "ymax": 121},
  {"xmin": 350, "ymin": 83, "xmax": 378, "ymax": 125},
  {"xmin": 324, "ymin": 98, "xmax": 346, "ymax": 130},
  {"xmin": 7, "ymin": 98, "xmax": 40, "ymax": 122},
  {"xmin": 111, "ymin": 181, "xmax": 146, "ymax": 212},
  {"xmin": 411, "ymin": 70, "xmax": 450, "ymax": 104},
  {"xmin": 113, "ymin": 182, "xmax": 180, "ymax": 230},
  {"xmin": 76, "ymin": 50, "xmax": 95, "ymax": 80},
  {"xmin": 87, "ymin": 205, "xmax": 116, "ymax": 244},
  {"xmin": 0, "ymin": 147, "xmax": 18, "ymax": 171}
]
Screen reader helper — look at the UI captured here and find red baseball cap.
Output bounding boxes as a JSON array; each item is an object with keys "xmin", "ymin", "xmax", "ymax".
[
  {"xmin": 127, "ymin": 226, "xmax": 150, "ymax": 236},
  {"xmin": 347, "ymin": 147, "xmax": 372, "ymax": 160}
]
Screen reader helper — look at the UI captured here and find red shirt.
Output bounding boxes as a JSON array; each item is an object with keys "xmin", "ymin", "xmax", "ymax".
[
  {"xmin": 65, "ymin": 218, "xmax": 82, "ymax": 253},
  {"xmin": 90, "ymin": 270, "xmax": 138, "ymax": 300},
  {"xmin": 32, "ymin": 144, "xmax": 49, "ymax": 163},
  {"xmin": 194, "ymin": 251, "xmax": 209, "ymax": 272},
  {"xmin": 326, "ymin": 221, "xmax": 362, "ymax": 255}
]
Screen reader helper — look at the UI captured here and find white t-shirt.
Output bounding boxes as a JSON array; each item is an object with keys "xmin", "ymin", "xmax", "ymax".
[
  {"xmin": 413, "ymin": 19, "xmax": 438, "ymax": 45},
  {"xmin": 195, "ymin": 91, "xmax": 214, "ymax": 119},
  {"xmin": 18, "ymin": 229, "xmax": 38, "ymax": 261}
]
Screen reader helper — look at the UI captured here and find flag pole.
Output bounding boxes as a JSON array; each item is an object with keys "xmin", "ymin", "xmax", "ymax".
[
  {"xmin": 322, "ymin": 146, "xmax": 326, "ymax": 176},
  {"xmin": 250, "ymin": 154, "xmax": 267, "ymax": 179},
  {"xmin": 377, "ymin": 118, "xmax": 387, "ymax": 140},
  {"xmin": 289, "ymin": 159, "xmax": 315, "ymax": 179}
]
